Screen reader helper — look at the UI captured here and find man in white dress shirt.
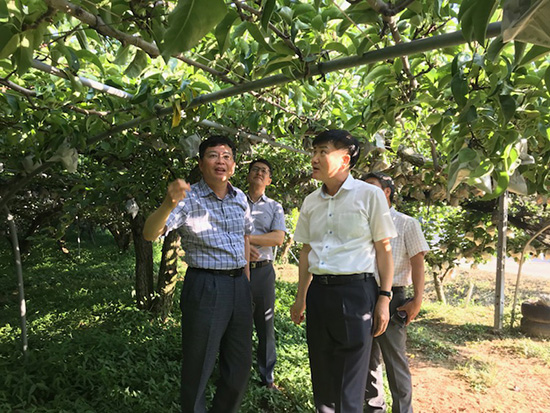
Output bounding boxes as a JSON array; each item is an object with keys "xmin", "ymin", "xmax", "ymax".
[{"xmin": 290, "ymin": 129, "xmax": 397, "ymax": 413}]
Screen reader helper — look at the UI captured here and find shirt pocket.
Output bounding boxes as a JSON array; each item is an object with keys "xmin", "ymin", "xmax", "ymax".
[
  {"xmin": 336, "ymin": 211, "xmax": 369, "ymax": 240},
  {"xmin": 186, "ymin": 211, "xmax": 213, "ymax": 233}
]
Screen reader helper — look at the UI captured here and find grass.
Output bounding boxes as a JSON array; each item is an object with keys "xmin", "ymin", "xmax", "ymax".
[{"xmin": 1, "ymin": 232, "xmax": 549, "ymax": 412}]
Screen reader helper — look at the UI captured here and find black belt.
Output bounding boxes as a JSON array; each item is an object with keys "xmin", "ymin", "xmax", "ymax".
[
  {"xmin": 189, "ymin": 267, "xmax": 244, "ymax": 277},
  {"xmin": 250, "ymin": 260, "xmax": 271, "ymax": 269},
  {"xmin": 312, "ymin": 272, "xmax": 373, "ymax": 285}
]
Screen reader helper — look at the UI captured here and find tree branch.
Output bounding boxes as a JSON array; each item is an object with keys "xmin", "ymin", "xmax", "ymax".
[
  {"xmin": 0, "ymin": 79, "xmax": 37, "ymax": 97},
  {"xmin": 43, "ymin": 0, "xmax": 235, "ymax": 84}
]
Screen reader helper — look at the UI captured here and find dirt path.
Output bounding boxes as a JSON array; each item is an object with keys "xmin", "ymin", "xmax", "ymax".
[{"xmin": 410, "ymin": 341, "xmax": 550, "ymax": 413}]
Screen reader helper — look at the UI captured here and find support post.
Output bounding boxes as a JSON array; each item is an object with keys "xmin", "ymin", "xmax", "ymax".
[
  {"xmin": 5, "ymin": 207, "xmax": 28, "ymax": 355},
  {"xmin": 494, "ymin": 191, "xmax": 508, "ymax": 330}
]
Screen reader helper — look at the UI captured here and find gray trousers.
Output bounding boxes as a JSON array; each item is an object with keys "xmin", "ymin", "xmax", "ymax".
[
  {"xmin": 365, "ymin": 287, "xmax": 413, "ymax": 413},
  {"xmin": 306, "ymin": 276, "xmax": 378, "ymax": 413},
  {"xmin": 249, "ymin": 263, "xmax": 277, "ymax": 384},
  {"xmin": 180, "ymin": 268, "xmax": 253, "ymax": 413}
]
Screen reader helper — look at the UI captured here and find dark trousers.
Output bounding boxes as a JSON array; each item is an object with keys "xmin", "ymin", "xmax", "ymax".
[
  {"xmin": 365, "ymin": 287, "xmax": 413, "ymax": 413},
  {"xmin": 306, "ymin": 276, "xmax": 378, "ymax": 413},
  {"xmin": 180, "ymin": 268, "xmax": 253, "ymax": 413},
  {"xmin": 250, "ymin": 263, "xmax": 277, "ymax": 384}
]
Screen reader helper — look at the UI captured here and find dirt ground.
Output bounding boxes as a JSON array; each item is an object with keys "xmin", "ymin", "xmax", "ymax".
[
  {"xmin": 410, "ymin": 267, "xmax": 550, "ymax": 413},
  {"xmin": 275, "ymin": 264, "xmax": 550, "ymax": 413},
  {"xmin": 410, "ymin": 342, "xmax": 550, "ymax": 413}
]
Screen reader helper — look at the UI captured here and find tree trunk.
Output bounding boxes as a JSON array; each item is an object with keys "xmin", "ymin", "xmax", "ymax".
[
  {"xmin": 279, "ymin": 233, "xmax": 294, "ymax": 264},
  {"xmin": 151, "ymin": 230, "xmax": 181, "ymax": 320},
  {"xmin": 433, "ymin": 270, "xmax": 447, "ymax": 304},
  {"xmin": 107, "ymin": 223, "xmax": 131, "ymax": 252},
  {"xmin": 130, "ymin": 213, "xmax": 154, "ymax": 310}
]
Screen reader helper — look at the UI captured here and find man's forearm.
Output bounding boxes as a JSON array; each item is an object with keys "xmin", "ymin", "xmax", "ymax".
[
  {"xmin": 143, "ymin": 199, "xmax": 173, "ymax": 241},
  {"xmin": 410, "ymin": 252, "xmax": 426, "ymax": 300},
  {"xmin": 249, "ymin": 230, "xmax": 285, "ymax": 247},
  {"xmin": 296, "ymin": 244, "xmax": 313, "ymax": 302},
  {"xmin": 374, "ymin": 238, "xmax": 394, "ymax": 291},
  {"xmin": 244, "ymin": 235, "xmax": 251, "ymax": 279}
]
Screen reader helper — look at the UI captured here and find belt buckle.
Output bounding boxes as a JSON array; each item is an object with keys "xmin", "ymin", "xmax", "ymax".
[{"xmin": 318, "ymin": 275, "xmax": 329, "ymax": 285}]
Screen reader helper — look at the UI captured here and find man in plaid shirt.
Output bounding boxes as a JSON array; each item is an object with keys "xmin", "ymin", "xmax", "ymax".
[
  {"xmin": 143, "ymin": 135, "xmax": 253, "ymax": 413},
  {"xmin": 363, "ymin": 172, "xmax": 430, "ymax": 413}
]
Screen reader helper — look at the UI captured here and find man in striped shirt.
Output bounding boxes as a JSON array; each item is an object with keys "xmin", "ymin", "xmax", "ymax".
[
  {"xmin": 143, "ymin": 135, "xmax": 253, "ymax": 413},
  {"xmin": 363, "ymin": 172, "xmax": 430, "ymax": 413}
]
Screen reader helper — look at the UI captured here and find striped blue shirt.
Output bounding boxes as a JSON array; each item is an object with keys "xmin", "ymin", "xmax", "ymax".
[{"xmin": 165, "ymin": 179, "xmax": 253, "ymax": 270}]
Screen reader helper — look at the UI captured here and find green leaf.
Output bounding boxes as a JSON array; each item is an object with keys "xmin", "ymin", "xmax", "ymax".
[
  {"xmin": 513, "ymin": 41, "xmax": 526, "ymax": 66},
  {"xmin": 324, "ymin": 42, "xmax": 348, "ymax": 55},
  {"xmin": 0, "ymin": 23, "xmax": 18, "ymax": 58},
  {"xmin": 486, "ymin": 36, "xmax": 506, "ymax": 62},
  {"xmin": 344, "ymin": 115, "xmax": 362, "ymax": 131},
  {"xmin": 75, "ymin": 49, "xmax": 104, "ymax": 74},
  {"xmin": 113, "ymin": 44, "xmax": 131, "ymax": 66},
  {"xmin": 130, "ymin": 82, "xmax": 150, "ymax": 104},
  {"xmin": 245, "ymin": 22, "xmax": 275, "ymax": 53},
  {"xmin": 426, "ymin": 113, "xmax": 441, "ymax": 126},
  {"xmin": 76, "ymin": 30, "xmax": 89, "ymax": 50},
  {"xmin": 544, "ymin": 66, "xmax": 550, "ymax": 95},
  {"xmin": 483, "ymin": 170, "xmax": 509, "ymax": 200},
  {"xmin": 5, "ymin": 93, "xmax": 20, "ymax": 112},
  {"xmin": 124, "ymin": 50, "xmax": 148, "ymax": 78},
  {"xmin": 498, "ymin": 94, "xmax": 516, "ymax": 124},
  {"xmin": 363, "ymin": 65, "xmax": 391, "ymax": 85},
  {"xmin": 0, "ymin": 0, "xmax": 9, "ymax": 18},
  {"xmin": 518, "ymin": 45, "xmax": 550, "ymax": 67},
  {"xmin": 261, "ymin": 0, "xmax": 276, "ymax": 32},
  {"xmin": 215, "ymin": 10, "xmax": 238, "ymax": 55},
  {"xmin": 471, "ymin": 0, "xmax": 497, "ymax": 44},
  {"xmin": 451, "ymin": 73, "xmax": 468, "ymax": 107},
  {"xmin": 162, "ymin": 0, "xmax": 227, "ymax": 60},
  {"xmin": 260, "ymin": 60, "xmax": 294, "ymax": 77},
  {"xmin": 13, "ymin": 33, "xmax": 33, "ymax": 75},
  {"xmin": 0, "ymin": 29, "xmax": 19, "ymax": 60},
  {"xmin": 458, "ymin": 0, "xmax": 476, "ymax": 42},
  {"xmin": 311, "ymin": 15, "xmax": 324, "ymax": 32},
  {"xmin": 431, "ymin": 120, "xmax": 443, "ymax": 144}
]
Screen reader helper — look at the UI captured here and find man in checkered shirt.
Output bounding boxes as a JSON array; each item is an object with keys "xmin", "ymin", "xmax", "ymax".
[
  {"xmin": 363, "ymin": 172, "xmax": 430, "ymax": 413},
  {"xmin": 143, "ymin": 135, "xmax": 253, "ymax": 413}
]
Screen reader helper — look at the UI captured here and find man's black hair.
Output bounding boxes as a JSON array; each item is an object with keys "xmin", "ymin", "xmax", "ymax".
[
  {"xmin": 312, "ymin": 129, "xmax": 361, "ymax": 168},
  {"xmin": 198, "ymin": 135, "xmax": 237, "ymax": 159},
  {"xmin": 363, "ymin": 171, "xmax": 395, "ymax": 203},
  {"xmin": 248, "ymin": 158, "xmax": 273, "ymax": 177}
]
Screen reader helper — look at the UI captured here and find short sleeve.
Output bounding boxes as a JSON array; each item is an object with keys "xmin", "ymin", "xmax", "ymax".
[
  {"xmin": 368, "ymin": 188, "xmax": 397, "ymax": 242},
  {"xmin": 165, "ymin": 200, "xmax": 187, "ymax": 235},
  {"xmin": 271, "ymin": 202, "xmax": 287, "ymax": 233},
  {"xmin": 293, "ymin": 198, "xmax": 310, "ymax": 244},
  {"xmin": 244, "ymin": 201, "xmax": 254, "ymax": 235},
  {"xmin": 404, "ymin": 218, "xmax": 430, "ymax": 257}
]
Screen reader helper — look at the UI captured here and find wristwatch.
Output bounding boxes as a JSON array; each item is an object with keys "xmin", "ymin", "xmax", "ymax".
[{"xmin": 379, "ymin": 290, "xmax": 393, "ymax": 300}]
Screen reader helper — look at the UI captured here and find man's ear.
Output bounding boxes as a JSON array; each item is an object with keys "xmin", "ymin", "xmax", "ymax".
[
  {"xmin": 383, "ymin": 186, "xmax": 392, "ymax": 198},
  {"xmin": 342, "ymin": 153, "xmax": 351, "ymax": 169}
]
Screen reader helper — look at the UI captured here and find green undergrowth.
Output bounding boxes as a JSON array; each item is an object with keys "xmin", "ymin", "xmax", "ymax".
[{"xmin": 1, "ymin": 233, "xmax": 549, "ymax": 412}]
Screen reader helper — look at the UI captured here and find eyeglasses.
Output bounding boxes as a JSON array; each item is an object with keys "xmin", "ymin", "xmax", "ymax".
[
  {"xmin": 204, "ymin": 152, "xmax": 233, "ymax": 161},
  {"xmin": 250, "ymin": 166, "xmax": 270, "ymax": 175}
]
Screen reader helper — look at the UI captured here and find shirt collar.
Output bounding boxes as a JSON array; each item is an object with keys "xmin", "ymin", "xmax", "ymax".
[
  {"xmin": 247, "ymin": 192, "xmax": 267, "ymax": 204},
  {"xmin": 198, "ymin": 178, "xmax": 236, "ymax": 198},
  {"xmin": 320, "ymin": 173, "xmax": 355, "ymax": 199}
]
